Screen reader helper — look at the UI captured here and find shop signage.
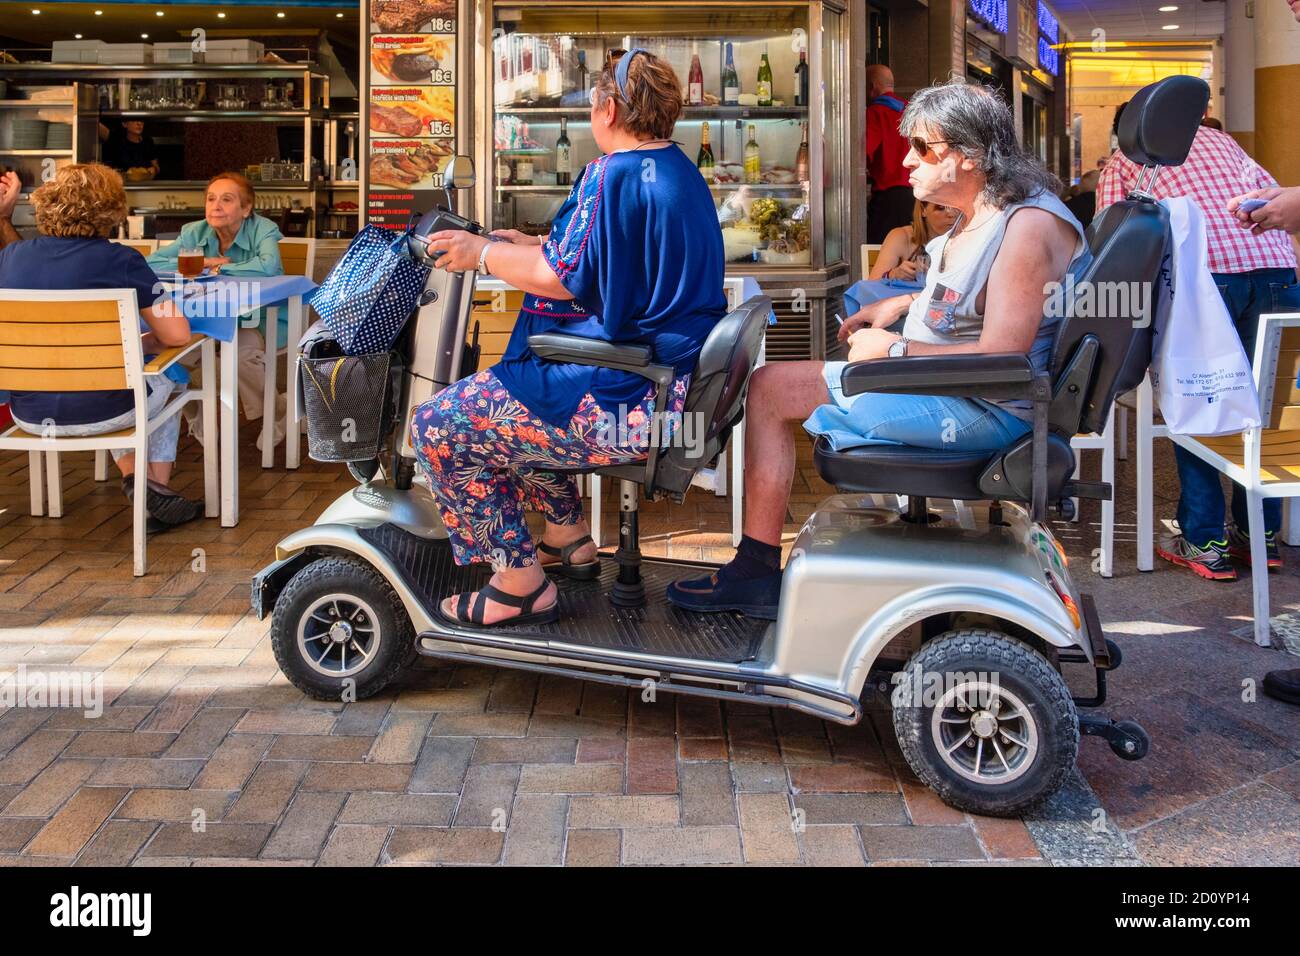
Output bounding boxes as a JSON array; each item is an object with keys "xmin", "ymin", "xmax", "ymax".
[
  {"xmin": 968, "ymin": 0, "xmax": 1009, "ymax": 35},
  {"xmin": 362, "ymin": 0, "xmax": 459, "ymax": 230}
]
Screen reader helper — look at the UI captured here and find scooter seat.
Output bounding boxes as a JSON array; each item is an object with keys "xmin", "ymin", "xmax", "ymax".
[{"xmin": 812, "ymin": 438, "xmax": 995, "ymax": 500}]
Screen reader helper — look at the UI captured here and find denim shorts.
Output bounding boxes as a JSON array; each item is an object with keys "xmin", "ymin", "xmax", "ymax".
[
  {"xmin": 12, "ymin": 378, "xmax": 182, "ymax": 463},
  {"xmin": 809, "ymin": 361, "xmax": 1031, "ymax": 453}
]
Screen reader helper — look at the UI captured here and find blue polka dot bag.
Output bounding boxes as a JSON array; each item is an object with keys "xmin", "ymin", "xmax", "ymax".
[{"xmin": 311, "ymin": 224, "xmax": 431, "ymax": 356}]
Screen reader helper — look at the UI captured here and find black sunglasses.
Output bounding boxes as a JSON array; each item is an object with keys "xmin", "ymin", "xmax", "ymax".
[{"xmin": 909, "ymin": 136, "xmax": 950, "ymax": 158}]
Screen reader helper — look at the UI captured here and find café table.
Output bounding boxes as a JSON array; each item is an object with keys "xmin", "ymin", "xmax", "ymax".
[
  {"xmin": 842, "ymin": 276, "xmax": 925, "ymax": 320},
  {"xmin": 160, "ymin": 272, "xmax": 318, "ymax": 527}
]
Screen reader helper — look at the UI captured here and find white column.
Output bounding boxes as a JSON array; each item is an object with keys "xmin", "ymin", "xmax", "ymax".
[{"xmin": 1222, "ymin": 0, "xmax": 1255, "ymax": 144}]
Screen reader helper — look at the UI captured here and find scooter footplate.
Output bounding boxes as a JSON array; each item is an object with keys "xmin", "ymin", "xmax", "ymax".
[{"xmin": 358, "ymin": 523, "xmax": 767, "ymax": 663}]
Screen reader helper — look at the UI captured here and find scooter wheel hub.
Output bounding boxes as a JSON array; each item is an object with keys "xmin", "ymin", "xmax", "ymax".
[{"xmin": 970, "ymin": 711, "xmax": 999, "ymax": 739}]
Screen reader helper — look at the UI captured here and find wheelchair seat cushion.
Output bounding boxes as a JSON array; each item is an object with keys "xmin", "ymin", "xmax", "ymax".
[{"xmin": 812, "ymin": 438, "xmax": 997, "ymax": 500}]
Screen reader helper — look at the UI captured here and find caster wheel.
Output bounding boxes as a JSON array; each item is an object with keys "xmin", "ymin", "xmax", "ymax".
[
  {"xmin": 1110, "ymin": 720, "xmax": 1149, "ymax": 760},
  {"xmin": 1103, "ymin": 638, "xmax": 1123, "ymax": 670},
  {"xmin": 271, "ymin": 556, "xmax": 413, "ymax": 701},
  {"xmin": 891, "ymin": 629, "xmax": 1078, "ymax": 817}
]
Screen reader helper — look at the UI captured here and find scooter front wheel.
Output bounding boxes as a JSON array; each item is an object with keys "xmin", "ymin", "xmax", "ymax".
[{"xmin": 271, "ymin": 556, "xmax": 414, "ymax": 701}]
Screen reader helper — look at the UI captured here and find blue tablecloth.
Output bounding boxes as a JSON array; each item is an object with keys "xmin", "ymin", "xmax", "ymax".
[
  {"xmin": 158, "ymin": 273, "xmax": 318, "ymax": 343},
  {"xmin": 843, "ymin": 277, "xmax": 924, "ymax": 318}
]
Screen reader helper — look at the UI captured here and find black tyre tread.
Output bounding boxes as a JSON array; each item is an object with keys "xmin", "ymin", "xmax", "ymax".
[
  {"xmin": 892, "ymin": 628, "xmax": 1078, "ymax": 818},
  {"xmin": 271, "ymin": 556, "xmax": 413, "ymax": 701}
]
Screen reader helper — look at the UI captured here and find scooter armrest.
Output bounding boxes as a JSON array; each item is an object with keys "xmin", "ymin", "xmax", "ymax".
[
  {"xmin": 528, "ymin": 333, "xmax": 655, "ymax": 374},
  {"xmin": 841, "ymin": 353, "xmax": 1042, "ymax": 401}
]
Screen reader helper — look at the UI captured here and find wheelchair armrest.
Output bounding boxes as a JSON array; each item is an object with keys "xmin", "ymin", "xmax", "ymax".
[
  {"xmin": 841, "ymin": 352, "xmax": 1042, "ymax": 401},
  {"xmin": 525, "ymin": 332, "xmax": 675, "ymax": 496},
  {"xmin": 528, "ymin": 333, "xmax": 655, "ymax": 377}
]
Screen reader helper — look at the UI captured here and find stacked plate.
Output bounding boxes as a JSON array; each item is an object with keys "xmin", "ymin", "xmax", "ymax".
[
  {"xmin": 11, "ymin": 118, "xmax": 49, "ymax": 150},
  {"xmin": 44, "ymin": 123, "xmax": 72, "ymax": 150}
]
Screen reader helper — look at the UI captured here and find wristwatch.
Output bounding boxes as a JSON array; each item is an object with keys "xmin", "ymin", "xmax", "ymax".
[
  {"xmin": 476, "ymin": 241, "xmax": 492, "ymax": 276},
  {"xmin": 887, "ymin": 336, "xmax": 909, "ymax": 359}
]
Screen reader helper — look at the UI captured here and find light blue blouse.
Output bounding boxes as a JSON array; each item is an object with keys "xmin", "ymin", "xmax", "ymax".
[{"xmin": 148, "ymin": 213, "xmax": 284, "ymax": 278}]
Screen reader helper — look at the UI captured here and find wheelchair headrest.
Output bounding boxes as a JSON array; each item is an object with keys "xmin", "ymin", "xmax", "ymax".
[{"xmin": 1118, "ymin": 75, "xmax": 1209, "ymax": 168}]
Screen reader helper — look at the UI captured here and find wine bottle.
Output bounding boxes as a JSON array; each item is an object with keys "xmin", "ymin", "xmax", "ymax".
[
  {"xmin": 795, "ymin": 50, "xmax": 809, "ymax": 108},
  {"xmin": 556, "ymin": 116, "xmax": 572, "ymax": 186},
  {"xmin": 576, "ymin": 50, "xmax": 589, "ymax": 99},
  {"xmin": 688, "ymin": 48, "xmax": 704, "ymax": 106},
  {"xmin": 697, "ymin": 121, "xmax": 715, "ymax": 183},
  {"xmin": 757, "ymin": 48, "xmax": 773, "ymax": 107},
  {"xmin": 794, "ymin": 122, "xmax": 809, "ymax": 183},
  {"xmin": 744, "ymin": 123, "xmax": 761, "ymax": 184},
  {"xmin": 722, "ymin": 42, "xmax": 740, "ymax": 105}
]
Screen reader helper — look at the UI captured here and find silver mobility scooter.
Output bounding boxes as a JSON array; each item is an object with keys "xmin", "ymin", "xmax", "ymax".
[{"xmin": 254, "ymin": 76, "xmax": 1202, "ymax": 814}]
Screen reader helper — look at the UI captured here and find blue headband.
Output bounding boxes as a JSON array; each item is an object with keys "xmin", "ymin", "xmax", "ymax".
[{"xmin": 615, "ymin": 48, "xmax": 651, "ymax": 100}]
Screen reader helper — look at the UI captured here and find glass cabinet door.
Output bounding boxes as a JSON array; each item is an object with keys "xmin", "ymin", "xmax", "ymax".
[
  {"xmin": 819, "ymin": 1, "xmax": 847, "ymax": 268},
  {"xmin": 488, "ymin": 2, "xmax": 816, "ymax": 267}
]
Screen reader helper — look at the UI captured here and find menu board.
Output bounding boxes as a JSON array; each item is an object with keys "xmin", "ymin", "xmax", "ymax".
[{"xmin": 365, "ymin": 0, "xmax": 458, "ymax": 229}]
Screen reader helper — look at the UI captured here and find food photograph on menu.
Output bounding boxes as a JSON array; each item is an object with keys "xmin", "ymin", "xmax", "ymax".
[
  {"xmin": 371, "ymin": 33, "xmax": 456, "ymax": 85},
  {"xmin": 369, "ymin": 0, "xmax": 457, "ymax": 34}
]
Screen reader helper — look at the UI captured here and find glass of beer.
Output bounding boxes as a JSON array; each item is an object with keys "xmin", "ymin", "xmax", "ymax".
[{"xmin": 177, "ymin": 247, "xmax": 204, "ymax": 278}]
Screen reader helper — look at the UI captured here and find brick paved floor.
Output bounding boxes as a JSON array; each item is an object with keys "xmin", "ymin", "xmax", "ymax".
[{"xmin": 0, "ymin": 423, "xmax": 1297, "ymax": 866}]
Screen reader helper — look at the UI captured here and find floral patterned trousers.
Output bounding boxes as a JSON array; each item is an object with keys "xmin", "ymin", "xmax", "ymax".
[{"xmin": 411, "ymin": 368, "xmax": 689, "ymax": 569}]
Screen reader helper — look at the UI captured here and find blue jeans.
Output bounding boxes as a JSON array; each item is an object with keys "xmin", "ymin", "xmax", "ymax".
[
  {"xmin": 808, "ymin": 362, "xmax": 1031, "ymax": 452},
  {"xmin": 1174, "ymin": 268, "xmax": 1298, "ymax": 546}
]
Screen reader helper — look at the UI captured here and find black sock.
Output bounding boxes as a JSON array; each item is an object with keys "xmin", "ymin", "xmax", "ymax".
[{"xmin": 726, "ymin": 535, "xmax": 781, "ymax": 579}]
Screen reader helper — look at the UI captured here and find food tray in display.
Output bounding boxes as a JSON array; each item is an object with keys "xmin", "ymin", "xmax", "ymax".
[
  {"xmin": 370, "ymin": 34, "xmax": 454, "ymax": 85},
  {"xmin": 370, "ymin": 0, "xmax": 457, "ymax": 35},
  {"xmin": 758, "ymin": 248, "xmax": 811, "ymax": 265}
]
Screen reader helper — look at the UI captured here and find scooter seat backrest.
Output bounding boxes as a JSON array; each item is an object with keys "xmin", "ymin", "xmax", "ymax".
[
  {"xmin": 652, "ymin": 295, "xmax": 772, "ymax": 497},
  {"xmin": 1047, "ymin": 75, "xmax": 1207, "ymax": 437}
]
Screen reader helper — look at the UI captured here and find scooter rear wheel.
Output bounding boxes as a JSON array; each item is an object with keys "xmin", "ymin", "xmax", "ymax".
[
  {"xmin": 271, "ymin": 556, "xmax": 414, "ymax": 701},
  {"xmin": 891, "ymin": 629, "xmax": 1078, "ymax": 817}
]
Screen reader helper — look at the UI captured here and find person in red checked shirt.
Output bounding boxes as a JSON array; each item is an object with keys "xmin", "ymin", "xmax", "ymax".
[
  {"xmin": 864, "ymin": 65, "xmax": 913, "ymax": 244},
  {"xmin": 1098, "ymin": 121, "xmax": 1298, "ymax": 581}
]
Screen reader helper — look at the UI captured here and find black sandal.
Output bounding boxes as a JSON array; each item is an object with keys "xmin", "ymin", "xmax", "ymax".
[
  {"xmin": 437, "ymin": 580, "xmax": 559, "ymax": 628},
  {"xmin": 537, "ymin": 535, "xmax": 600, "ymax": 581}
]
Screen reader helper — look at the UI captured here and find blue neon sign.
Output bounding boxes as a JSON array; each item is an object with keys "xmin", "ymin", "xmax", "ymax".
[{"xmin": 969, "ymin": 0, "xmax": 1009, "ymax": 34}]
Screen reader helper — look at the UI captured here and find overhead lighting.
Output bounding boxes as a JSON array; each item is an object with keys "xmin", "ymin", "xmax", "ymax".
[
  {"xmin": 1158, "ymin": 5, "xmax": 1178, "ymax": 11},
  {"xmin": 1162, "ymin": 23, "xmax": 1180, "ymax": 30},
  {"xmin": 336, "ymin": 11, "xmax": 344, "ymax": 17},
  {"xmin": 74, "ymin": 33, "xmax": 82, "ymax": 39},
  {"xmin": 276, "ymin": 11, "xmax": 286, "ymax": 17},
  {"xmin": 217, "ymin": 12, "xmax": 226, "ymax": 19},
  {"xmin": 94, "ymin": 9, "xmax": 102, "ymax": 14},
  {"xmin": 30, "ymin": 8, "xmax": 40, "ymax": 14},
  {"xmin": 155, "ymin": 9, "xmax": 164, "ymax": 16},
  {"xmin": 140, "ymin": 32, "xmax": 149, "ymax": 38}
]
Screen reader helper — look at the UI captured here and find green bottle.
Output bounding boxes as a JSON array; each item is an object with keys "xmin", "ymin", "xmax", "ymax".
[
  {"xmin": 756, "ymin": 48, "xmax": 773, "ymax": 107},
  {"xmin": 697, "ymin": 121, "xmax": 715, "ymax": 183}
]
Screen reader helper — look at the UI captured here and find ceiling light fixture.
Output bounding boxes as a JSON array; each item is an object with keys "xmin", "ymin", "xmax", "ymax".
[
  {"xmin": 74, "ymin": 33, "xmax": 82, "ymax": 39},
  {"xmin": 140, "ymin": 32, "xmax": 149, "ymax": 38},
  {"xmin": 1158, "ymin": 5, "xmax": 1178, "ymax": 11},
  {"xmin": 31, "ymin": 8, "xmax": 40, "ymax": 14},
  {"xmin": 155, "ymin": 9, "xmax": 164, "ymax": 16},
  {"xmin": 276, "ymin": 11, "xmax": 286, "ymax": 17},
  {"xmin": 217, "ymin": 12, "xmax": 226, "ymax": 18},
  {"xmin": 94, "ymin": 9, "xmax": 102, "ymax": 14},
  {"xmin": 1162, "ymin": 23, "xmax": 1180, "ymax": 30}
]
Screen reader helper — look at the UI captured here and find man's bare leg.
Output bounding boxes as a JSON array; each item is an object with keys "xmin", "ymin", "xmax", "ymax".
[{"xmin": 741, "ymin": 361, "xmax": 833, "ymax": 546}]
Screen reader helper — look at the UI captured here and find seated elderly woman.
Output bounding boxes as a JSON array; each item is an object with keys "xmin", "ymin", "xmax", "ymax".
[
  {"xmin": 412, "ymin": 48, "xmax": 726, "ymax": 628},
  {"xmin": 869, "ymin": 199, "xmax": 958, "ymax": 281},
  {"xmin": 148, "ymin": 172, "xmax": 286, "ymax": 448},
  {"xmin": 0, "ymin": 163, "xmax": 202, "ymax": 527},
  {"xmin": 669, "ymin": 79, "xmax": 1089, "ymax": 619}
]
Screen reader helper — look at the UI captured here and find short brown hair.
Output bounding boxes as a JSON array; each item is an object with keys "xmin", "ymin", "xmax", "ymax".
[
  {"xmin": 207, "ymin": 171, "xmax": 256, "ymax": 208},
  {"xmin": 593, "ymin": 50, "xmax": 683, "ymax": 140},
  {"xmin": 31, "ymin": 163, "xmax": 128, "ymax": 238}
]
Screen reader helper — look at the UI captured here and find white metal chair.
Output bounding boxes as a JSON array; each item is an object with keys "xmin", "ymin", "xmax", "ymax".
[
  {"xmin": 110, "ymin": 238, "xmax": 159, "ymax": 257},
  {"xmin": 1138, "ymin": 312, "xmax": 1300, "ymax": 646},
  {"xmin": 861, "ymin": 243, "xmax": 883, "ymax": 279},
  {"xmin": 0, "ymin": 288, "xmax": 217, "ymax": 575},
  {"xmin": 260, "ymin": 237, "xmax": 316, "ymax": 467},
  {"xmin": 1068, "ymin": 405, "xmax": 1118, "ymax": 577}
]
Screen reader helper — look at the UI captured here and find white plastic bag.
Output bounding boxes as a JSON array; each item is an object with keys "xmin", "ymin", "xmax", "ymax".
[{"xmin": 1150, "ymin": 197, "xmax": 1261, "ymax": 436}]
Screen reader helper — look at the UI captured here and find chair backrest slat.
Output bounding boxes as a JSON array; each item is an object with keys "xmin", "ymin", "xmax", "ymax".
[
  {"xmin": 278, "ymin": 238, "xmax": 315, "ymax": 278},
  {"xmin": 0, "ymin": 292, "xmax": 133, "ymax": 392}
]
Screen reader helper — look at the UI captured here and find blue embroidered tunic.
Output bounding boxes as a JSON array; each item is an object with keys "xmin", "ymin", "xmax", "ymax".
[{"xmin": 492, "ymin": 146, "xmax": 726, "ymax": 426}]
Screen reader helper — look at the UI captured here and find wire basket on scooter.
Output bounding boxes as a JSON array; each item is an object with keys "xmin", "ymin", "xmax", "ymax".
[{"xmin": 300, "ymin": 351, "xmax": 392, "ymax": 463}]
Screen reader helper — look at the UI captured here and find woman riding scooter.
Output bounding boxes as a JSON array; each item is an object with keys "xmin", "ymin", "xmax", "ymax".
[{"xmin": 412, "ymin": 48, "xmax": 726, "ymax": 627}]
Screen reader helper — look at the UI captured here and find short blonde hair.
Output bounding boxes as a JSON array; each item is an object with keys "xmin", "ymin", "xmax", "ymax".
[{"xmin": 32, "ymin": 163, "xmax": 128, "ymax": 238}]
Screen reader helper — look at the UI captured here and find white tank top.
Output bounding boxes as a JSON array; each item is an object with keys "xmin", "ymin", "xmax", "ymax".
[{"xmin": 901, "ymin": 189, "xmax": 1088, "ymax": 419}]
